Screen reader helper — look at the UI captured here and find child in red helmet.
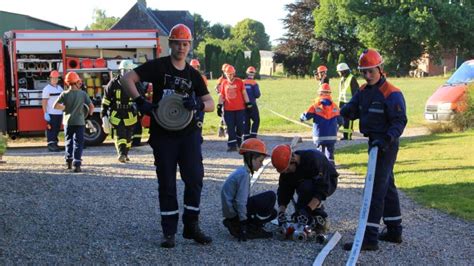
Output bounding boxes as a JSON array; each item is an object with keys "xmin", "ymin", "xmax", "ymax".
[
  {"xmin": 314, "ymin": 65, "xmax": 329, "ymax": 86},
  {"xmin": 300, "ymin": 83, "xmax": 340, "ymax": 166},
  {"xmin": 221, "ymin": 138, "xmax": 277, "ymax": 241},
  {"xmin": 54, "ymin": 71, "xmax": 94, "ymax": 173},
  {"xmin": 243, "ymin": 66, "xmax": 261, "ymax": 139}
]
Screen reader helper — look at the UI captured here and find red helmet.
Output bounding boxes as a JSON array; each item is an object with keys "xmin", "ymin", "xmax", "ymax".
[
  {"xmin": 271, "ymin": 144, "xmax": 292, "ymax": 173},
  {"xmin": 64, "ymin": 72, "xmax": 81, "ymax": 86},
  {"xmin": 239, "ymin": 138, "xmax": 268, "ymax": 156},
  {"xmin": 221, "ymin": 63, "xmax": 229, "ymax": 72},
  {"xmin": 358, "ymin": 48, "xmax": 383, "ymax": 69},
  {"xmin": 319, "ymin": 83, "xmax": 331, "ymax": 93},
  {"xmin": 49, "ymin": 70, "xmax": 60, "ymax": 78},
  {"xmin": 169, "ymin": 24, "xmax": 193, "ymax": 41},
  {"xmin": 190, "ymin": 59, "xmax": 200, "ymax": 67},
  {"xmin": 224, "ymin": 65, "xmax": 236, "ymax": 74},
  {"xmin": 317, "ymin": 65, "xmax": 328, "ymax": 73},
  {"xmin": 246, "ymin": 66, "xmax": 256, "ymax": 74}
]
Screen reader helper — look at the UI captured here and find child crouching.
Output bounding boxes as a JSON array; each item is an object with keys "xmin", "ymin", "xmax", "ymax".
[{"xmin": 221, "ymin": 138, "xmax": 277, "ymax": 241}]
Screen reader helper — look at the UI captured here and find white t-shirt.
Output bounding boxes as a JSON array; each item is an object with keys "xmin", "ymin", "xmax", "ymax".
[{"xmin": 42, "ymin": 84, "xmax": 64, "ymax": 115}]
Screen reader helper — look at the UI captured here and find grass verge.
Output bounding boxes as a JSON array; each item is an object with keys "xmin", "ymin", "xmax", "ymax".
[{"xmin": 337, "ymin": 129, "xmax": 474, "ymax": 221}]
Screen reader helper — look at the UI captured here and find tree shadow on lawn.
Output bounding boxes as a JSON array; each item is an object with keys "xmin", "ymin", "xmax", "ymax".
[{"xmin": 402, "ymin": 182, "xmax": 474, "ymax": 221}]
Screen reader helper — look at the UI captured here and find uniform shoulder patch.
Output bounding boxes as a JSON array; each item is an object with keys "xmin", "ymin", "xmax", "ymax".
[{"xmin": 379, "ymin": 81, "xmax": 401, "ymax": 98}]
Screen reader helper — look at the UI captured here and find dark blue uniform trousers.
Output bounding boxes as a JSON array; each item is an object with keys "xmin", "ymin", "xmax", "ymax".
[
  {"xmin": 150, "ymin": 130, "xmax": 204, "ymax": 236},
  {"xmin": 247, "ymin": 191, "xmax": 276, "ymax": 225},
  {"xmin": 317, "ymin": 143, "xmax": 335, "ymax": 166},
  {"xmin": 365, "ymin": 140, "xmax": 402, "ymax": 244},
  {"xmin": 244, "ymin": 105, "xmax": 260, "ymax": 140},
  {"xmin": 224, "ymin": 110, "xmax": 245, "ymax": 148},
  {"xmin": 46, "ymin": 114, "xmax": 62, "ymax": 145},
  {"xmin": 64, "ymin": 125, "xmax": 84, "ymax": 167}
]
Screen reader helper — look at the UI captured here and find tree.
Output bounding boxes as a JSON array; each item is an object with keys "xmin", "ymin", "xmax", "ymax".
[
  {"xmin": 310, "ymin": 52, "xmax": 322, "ymax": 74},
  {"xmin": 274, "ymin": 1, "xmax": 321, "ymax": 76},
  {"xmin": 234, "ymin": 51, "xmax": 247, "ymax": 78},
  {"xmin": 85, "ymin": 9, "xmax": 119, "ymax": 30},
  {"xmin": 326, "ymin": 52, "xmax": 336, "ymax": 78},
  {"xmin": 231, "ymin": 19, "xmax": 271, "ymax": 50},
  {"xmin": 338, "ymin": 53, "xmax": 346, "ymax": 65},
  {"xmin": 313, "ymin": 0, "xmax": 360, "ymax": 70},
  {"xmin": 344, "ymin": 1, "xmax": 474, "ymax": 74},
  {"xmin": 209, "ymin": 23, "xmax": 232, "ymax": 39},
  {"xmin": 193, "ymin": 13, "xmax": 210, "ymax": 50},
  {"xmin": 250, "ymin": 48, "xmax": 261, "ymax": 75}
]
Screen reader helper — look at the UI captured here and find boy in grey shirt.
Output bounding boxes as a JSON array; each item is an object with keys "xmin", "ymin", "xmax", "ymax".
[
  {"xmin": 221, "ymin": 138, "xmax": 277, "ymax": 241},
  {"xmin": 54, "ymin": 72, "xmax": 94, "ymax": 172}
]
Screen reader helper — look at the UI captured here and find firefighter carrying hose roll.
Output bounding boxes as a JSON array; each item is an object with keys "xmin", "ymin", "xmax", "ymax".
[
  {"xmin": 341, "ymin": 49, "xmax": 407, "ymax": 251},
  {"xmin": 101, "ymin": 60, "xmax": 138, "ymax": 163}
]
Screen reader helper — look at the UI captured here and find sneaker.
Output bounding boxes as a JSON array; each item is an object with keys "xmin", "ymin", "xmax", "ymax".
[
  {"xmin": 160, "ymin": 235, "xmax": 176, "ymax": 248},
  {"xmin": 343, "ymin": 241, "xmax": 379, "ymax": 251},
  {"xmin": 48, "ymin": 144, "xmax": 60, "ymax": 152},
  {"xmin": 379, "ymin": 231, "xmax": 403, "ymax": 243},
  {"xmin": 183, "ymin": 222, "xmax": 212, "ymax": 245},
  {"xmin": 66, "ymin": 161, "xmax": 72, "ymax": 170},
  {"xmin": 118, "ymin": 155, "xmax": 127, "ymax": 163},
  {"xmin": 73, "ymin": 165, "xmax": 81, "ymax": 173}
]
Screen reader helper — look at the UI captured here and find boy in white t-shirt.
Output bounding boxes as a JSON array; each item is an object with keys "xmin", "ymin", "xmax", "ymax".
[{"xmin": 42, "ymin": 70, "xmax": 64, "ymax": 152}]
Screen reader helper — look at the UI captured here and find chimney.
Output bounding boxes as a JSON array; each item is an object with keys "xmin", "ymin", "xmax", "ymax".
[{"xmin": 137, "ymin": 0, "xmax": 147, "ymax": 7}]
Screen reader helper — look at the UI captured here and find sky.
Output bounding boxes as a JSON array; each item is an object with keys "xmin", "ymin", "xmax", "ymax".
[{"xmin": 1, "ymin": 0, "xmax": 292, "ymax": 45}]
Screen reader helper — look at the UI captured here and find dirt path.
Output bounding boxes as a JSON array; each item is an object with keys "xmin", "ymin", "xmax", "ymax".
[{"xmin": 1, "ymin": 127, "xmax": 472, "ymax": 264}]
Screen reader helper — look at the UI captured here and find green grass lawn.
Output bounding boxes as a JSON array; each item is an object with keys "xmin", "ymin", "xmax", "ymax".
[
  {"xmin": 202, "ymin": 76, "xmax": 447, "ymax": 135},
  {"xmin": 336, "ymin": 129, "xmax": 474, "ymax": 221}
]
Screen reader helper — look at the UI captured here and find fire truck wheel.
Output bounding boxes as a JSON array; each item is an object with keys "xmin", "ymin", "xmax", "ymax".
[{"xmin": 84, "ymin": 115, "xmax": 107, "ymax": 146}]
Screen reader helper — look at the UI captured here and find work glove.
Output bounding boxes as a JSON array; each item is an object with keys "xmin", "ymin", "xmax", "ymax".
[
  {"xmin": 369, "ymin": 135, "xmax": 392, "ymax": 152},
  {"xmin": 294, "ymin": 206, "xmax": 314, "ymax": 226},
  {"xmin": 245, "ymin": 102, "xmax": 253, "ymax": 110},
  {"xmin": 182, "ymin": 96, "xmax": 204, "ymax": 111},
  {"xmin": 277, "ymin": 211, "xmax": 287, "ymax": 226},
  {"xmin": 101, "ymin": 116, "xmax": 111, "ymax": 134},
  {"xmin": 44, "ymin": 112, "xmax": 51, "ymax": 122},
  {"xmin": 134, "ymin": 95, "xmax": 156, "ymax": 116},
  {"xmin": 216, "ymin": 104, "xmax": 223, "ymax": 117},
  {"xmin": 238, "ymin": 220, "xmax": 248, "ymax": 242},
  {"xmin": 299, "ymin": 113, "xmax": 307, "ymax": 122}
]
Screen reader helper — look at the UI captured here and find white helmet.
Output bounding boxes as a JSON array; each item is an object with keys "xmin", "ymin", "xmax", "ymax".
[
  {"xmin": 119, "ymin": 60, "xmax": 137, "ymax": 70},
  {"xmin": 336, "ymin": 63, "xmax": 350, "ymax": 72}
]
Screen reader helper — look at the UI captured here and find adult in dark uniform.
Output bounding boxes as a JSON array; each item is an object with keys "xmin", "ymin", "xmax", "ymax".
[{"xmin": 121, "ymin": 24, "xmax": 215, "ymax": 248}]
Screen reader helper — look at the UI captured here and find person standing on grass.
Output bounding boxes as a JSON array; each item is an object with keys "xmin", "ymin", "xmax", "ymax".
[
  {"xmin": 120, "ymin": 24, "xmax": 215, "ymax": 249},
  {"xmin": 336, "ymin": 62, "xmax": 359, "ymax": 140},
  {"xmin": 341, "ymin": 48, "xmax": 407, "ymax": 251},
  {"xmin": 314, "ymin": 65, "xmax": 329, "ymax": 86},
  {"xmin": 42, "ymin": 70, "xmax": 63, "ymax": 152},
  {"xmin": 54, "ymin": 72, "xmax": 94, "ymax": 173},
  {"xmin": 300, "ymin": 83, "xmax": 339, "ymax": 166},
  {"xmin": 217, "ymin": 65, "xmax": 252, "ymax": 152},
  {"xmin": 243, "ymin": 66, "xmax": 261, "ymax": 140}
]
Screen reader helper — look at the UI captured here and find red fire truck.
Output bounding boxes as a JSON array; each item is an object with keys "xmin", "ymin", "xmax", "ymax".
[{"xmin": 0, "ymin": 29, "xmax": 159, "ymax": 145}]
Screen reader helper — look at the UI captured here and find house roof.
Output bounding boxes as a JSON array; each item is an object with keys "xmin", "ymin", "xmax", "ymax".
[
  {"xmin": 111, "ymin": 2, "xmax": 193, "ymax": 36},
  {"xmin": 0, "ymin": 10, "xmax": 70, "ymax": 36}
]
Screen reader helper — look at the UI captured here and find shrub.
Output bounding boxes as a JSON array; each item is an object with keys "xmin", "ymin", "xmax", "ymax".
[{"xmin": 452, "ymin": 83, "xmax": 474, "ymax": 131}]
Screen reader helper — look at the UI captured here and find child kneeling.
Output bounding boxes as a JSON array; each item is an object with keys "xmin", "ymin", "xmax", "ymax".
[{"xmin": 221, "ymin": 138, "xmax": 277, "ymax": 241}]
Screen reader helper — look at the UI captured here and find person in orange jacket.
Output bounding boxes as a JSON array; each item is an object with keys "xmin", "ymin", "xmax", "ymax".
[
  {"xmin": 243, "ymin": 66, "xmax": 261, "ymax": 140},
  {"xmin": 190, "ymin": 59, "xmax": 208, "ymax": 86},
  {"xmin": 300, "ymin": 83, "xmax": 340, "ymax": 166},
  {"xmin": 217, "ymin": 65, "xmax": 252, "ymax": 151}
]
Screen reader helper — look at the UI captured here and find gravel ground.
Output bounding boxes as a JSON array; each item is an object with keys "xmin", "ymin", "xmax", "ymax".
[{"xmin": 1, "ymin": 128, "xmax": 473, "ymax": 264}]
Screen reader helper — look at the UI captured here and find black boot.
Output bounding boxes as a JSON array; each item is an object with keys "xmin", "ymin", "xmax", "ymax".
[
  {"xmin": 379, "ymin": 230, "xmax": 403, "ymax": 243},
  {"xmin": 160, "ymin": 235, "xmax": 176, "ymax": 248},
  {"xmin": 183, "ymin": 222, "xmax": 212, "ymax": 245},
  {"xmin": 73, "ymin": 165, "xmax": 81, "ymax": 173},
  {"xmin": 223, "ymin": 218, "xmax": 240, "ymax": 237},
  {"xmin": 246, "ymin": 224, "xmax": 273, "ymax": 239},
  {"xmin": 343, "ymin": 241, "xmax": 379, "ymax": 251},
  {"xmin": 66, "ymin": 160, "xmax": 72, "ymax": 170}
]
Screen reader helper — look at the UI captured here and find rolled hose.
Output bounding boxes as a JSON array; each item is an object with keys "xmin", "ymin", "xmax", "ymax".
[
  {"xmin": 151, "ymin": 94, "xmax": 193, "ymax": 131},
  {"xmin": 0, "ymin": 134, "xmax": 7, "ymax": 155}
]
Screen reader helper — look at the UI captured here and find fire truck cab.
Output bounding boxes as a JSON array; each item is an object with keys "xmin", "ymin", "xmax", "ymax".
[{"xmin": 0, "ymin": 30, "xmax": 160, "ymax": 145}]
